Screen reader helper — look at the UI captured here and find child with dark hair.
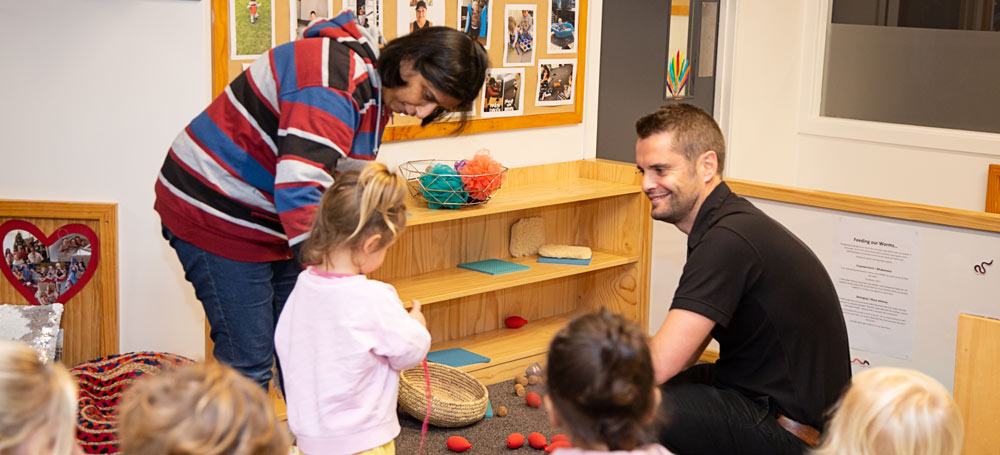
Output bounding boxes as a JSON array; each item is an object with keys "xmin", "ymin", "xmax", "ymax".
[{"xmin": 544, "ymin": 310, "xmax": 675, "ymax": 454}]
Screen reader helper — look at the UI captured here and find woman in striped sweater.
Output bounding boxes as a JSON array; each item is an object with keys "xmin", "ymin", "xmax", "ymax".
[{"xmin": 154, "ymin": 12, "xmax": 488, "ymax": 389}]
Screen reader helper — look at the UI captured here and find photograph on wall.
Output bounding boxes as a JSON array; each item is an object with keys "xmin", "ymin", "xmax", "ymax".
[
  {"xmin": 231, "ymin": 0, "xmax": 275, "ymax": 59},
  {"xmin": 290, "ymin": 0, "xmax": 334, "ymax": 41},
  {"xmin": 503, "ymin": 4, "xmax": 536, "ymax": 67},
  {"xmin": 481, "ymin": 68, "xmax": 524, "ymax": 118},
  {"xmin": 547, "ymin": 0, "xmax": 577, "ymax": 53},
  {"xmin": 3, "ymin": 229, "xmax": 92, "ymax": 306},
  {"xmin": 536, "ymin": 59, "xmax": 575, "ymax": 106},
  {"xmin": 457, "ymin": 0, "xmax": 491, "ymax": 50},
  {"xmin": 397, "ymin": 0, "xmax": 445, "ymax": 38},
  {"xmin": 345, "ymin": 0, "xmax": 384, "ymax": 44}
]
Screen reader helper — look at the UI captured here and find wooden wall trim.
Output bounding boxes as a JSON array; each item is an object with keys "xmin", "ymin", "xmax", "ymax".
[
  {"xmin": 211, "ymin": 0, "xmax": 229, "ymax": 99},
  {"xmin": 726, "ymin": 179, "xmax": 1000, "ymax": 234},
  {"xmin": 986, "ymin": 164, "xmax": 1000, "ymax": 214}
]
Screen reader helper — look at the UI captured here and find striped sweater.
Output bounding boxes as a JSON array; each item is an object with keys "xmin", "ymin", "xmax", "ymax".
[{"xmin": 155, "ymin": 11, "xmax": 389, "ymax": 262}]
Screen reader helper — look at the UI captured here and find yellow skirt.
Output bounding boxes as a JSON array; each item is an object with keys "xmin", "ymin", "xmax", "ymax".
[{"xmin": 354, "ymin": 440, "xmax": 395, "ymax": 455}]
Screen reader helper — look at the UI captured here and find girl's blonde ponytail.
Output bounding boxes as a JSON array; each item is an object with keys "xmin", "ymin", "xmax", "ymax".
[
  {"xmin": 302, "ymin": 162, "xmax": 409, "ymax": 266},
  {"xmin": 351, "ymin": 162, "xmax": 407, "ymax": 242}
]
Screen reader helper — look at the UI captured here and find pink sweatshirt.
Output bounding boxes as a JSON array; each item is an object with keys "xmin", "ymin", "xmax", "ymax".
[
  {"xmin": 275, "ymin": 269, "xmax": 431, "ymax": 455},
  {"xmin": 553, "ymin": 444, "xmax": 675, "ymax": 455}
]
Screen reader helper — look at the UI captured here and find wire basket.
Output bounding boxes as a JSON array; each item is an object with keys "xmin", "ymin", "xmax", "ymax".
[{"xmin": 399, "ymin": 159, "xmax": 508, "ymax": 209}]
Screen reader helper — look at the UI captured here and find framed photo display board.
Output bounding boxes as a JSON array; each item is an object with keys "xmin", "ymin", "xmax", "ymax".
[
  {"xmin": 211, "ymin": 0, "xmax": 586, "ymax": 141},
  {"xmin": 0, "ymin": 200, "xmax": 119, "ymax": 367}
]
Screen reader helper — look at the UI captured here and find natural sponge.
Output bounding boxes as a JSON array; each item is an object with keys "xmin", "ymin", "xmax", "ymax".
[
  {"xmin": 538, "ymin": 244, "xmax": 592, "ymax": 260},
  {"xmin": 509, "ymin": 217, "xmax": 545, "ymax": 257}
]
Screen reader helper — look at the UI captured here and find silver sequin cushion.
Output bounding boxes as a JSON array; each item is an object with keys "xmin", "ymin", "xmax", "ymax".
[{"xmin": 0, "ymin": 303, "xmax": 64, "ymax": 363}]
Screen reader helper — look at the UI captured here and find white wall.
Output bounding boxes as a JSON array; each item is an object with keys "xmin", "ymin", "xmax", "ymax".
[{"xmin": 0, "ymin": 0, "xmax": 603, "ymax": 360}]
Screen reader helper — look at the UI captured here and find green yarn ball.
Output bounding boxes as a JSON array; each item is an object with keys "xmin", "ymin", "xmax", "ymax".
[{"xmin": 419, "ymin": 163, "xmax": 468, "ymax": 210}]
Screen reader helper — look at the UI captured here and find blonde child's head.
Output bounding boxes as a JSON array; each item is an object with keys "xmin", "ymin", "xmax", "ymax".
[
  {"xmin": 544, "ymin": 309, "xmax": 659, "ymax": 451},
  {"xmin": 301, "ymin": 162, "xmax": 407, "ymax": 271},
  {"xmin": 0, "ymin": 340, "xmax": 79, "ymax": 455},
  {"xmin": 118, "ymin": 362, "xmax": 291, "ymax": 455},
  {"xmin": 814, "ymin": 367, "xmax": 963, "ymax": 455}
]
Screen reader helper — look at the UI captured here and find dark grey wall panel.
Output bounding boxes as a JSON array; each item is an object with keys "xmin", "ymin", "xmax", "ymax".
[{"xmin": 595, "ymin": 0, "xmax": 671, "ymax": 164}]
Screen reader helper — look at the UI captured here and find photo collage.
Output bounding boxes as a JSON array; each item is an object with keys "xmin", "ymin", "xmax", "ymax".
[
  {"xmin": 3, "ymin": 230, "xmax": 93, "ymax": 305},
  {"xmin": 231, "ymin": 0, "xmax": 580, "ymax": 120},
  {"xmin": 481, "ymin": 0, "xmax": 578, "ymax": 118}
]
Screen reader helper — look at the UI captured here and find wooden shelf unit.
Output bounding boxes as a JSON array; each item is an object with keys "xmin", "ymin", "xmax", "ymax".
[{"xmin": 371, "ymin": 159, "xmax": 652, "ymax": 385}]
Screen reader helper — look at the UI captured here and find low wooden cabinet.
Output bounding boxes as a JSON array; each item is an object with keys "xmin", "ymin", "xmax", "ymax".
[{"xmin": 371, "ymin": 159, "xmax": 652, "ymax": 385}]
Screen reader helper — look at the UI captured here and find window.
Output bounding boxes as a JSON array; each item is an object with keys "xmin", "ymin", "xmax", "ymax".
[{"xmin": 822, "ymin": 0, "xmax": 1000, "ymax": 134}]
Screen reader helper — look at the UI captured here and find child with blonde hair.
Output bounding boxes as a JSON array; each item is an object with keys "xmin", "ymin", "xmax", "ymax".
[
  {"xmin": 0, "ymin": 340, "xmax": 79, "ymax": 455},
  {"xmin": 275, "ymin": 162, "xmax": 430, "ymax": 455},
  {"xmin": 813, "ymin": 367, "xmax": 963, "ymax": 455},
  {"xmin": 117, "ymin": 361, "xmax": 290, "ymax": 455},
  {"xmin": 543, "ymin": 310, "xmax": 674, "ymax": 454}
]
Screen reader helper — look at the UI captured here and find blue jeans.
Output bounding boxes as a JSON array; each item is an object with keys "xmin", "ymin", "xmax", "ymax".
[
  {"xmin": 162, "ymin": 226, "xmax": 300, "ymax": 388},
  {"xmin": 657, "ymin": 363, "xmax": 808, "ymax": 455}
]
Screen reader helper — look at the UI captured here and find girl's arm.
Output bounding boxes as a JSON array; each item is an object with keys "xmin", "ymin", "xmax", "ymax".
[{"xmin": 371, "ymin": 288, "xmax": 431, "ymax": 371}]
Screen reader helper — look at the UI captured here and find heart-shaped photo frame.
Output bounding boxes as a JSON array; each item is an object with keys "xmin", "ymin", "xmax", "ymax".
[{"xmin": 1, "ymin": 220, "xmax": 100, "ymax": 306}]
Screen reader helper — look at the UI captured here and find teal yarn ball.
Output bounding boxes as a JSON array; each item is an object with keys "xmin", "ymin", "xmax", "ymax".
[{"xmin": 419, "ymin": 163, "xmax": 468, "ymax": 209}]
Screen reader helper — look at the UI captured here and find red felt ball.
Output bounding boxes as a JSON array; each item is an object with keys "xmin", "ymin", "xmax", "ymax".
[
  {"xmin": 545, "ymin": 440, "xmax": 572, "ymax": 452},
  {"xmin": 505, "ymin": 316, "xmax": 528, "ymax": 329},
  {"xmin": 447, "ymin": 436, "xmax": 472, "ymax": 452},
  {"xmin": 526, "ymin": 392, "xmax": 542, "ymax": 408},
  {"xmin": 528, "ymin": 432, "xmax": 547, "ymax": 450},
  {"xmin": 550, "ymin": 434, "xmax": 568, "ymax": 443},
  {"xmin": 507, "ymin": 433, "xmax": 525, "ymax": 449}
]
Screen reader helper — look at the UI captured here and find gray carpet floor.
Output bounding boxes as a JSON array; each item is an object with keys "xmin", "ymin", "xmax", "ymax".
[{"xmin": 395, "ymin": 378, "xmax": 560, "ymax": 453}]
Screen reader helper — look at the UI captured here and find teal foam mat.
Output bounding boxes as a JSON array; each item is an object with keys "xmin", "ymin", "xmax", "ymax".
[
  {"xmin": 427, "ymin": 348, "xmax": 491, "ymax": 367},
  {"xmin": 538, "ymin": 255, "xmax": 592, "ymax": 266},
  {"xmin": 457, "ymin": 259, "xmax": 530, "ymax": 275}
]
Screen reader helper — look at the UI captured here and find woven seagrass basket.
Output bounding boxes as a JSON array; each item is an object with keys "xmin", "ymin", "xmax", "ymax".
[{"xmin": 398, "ymin": 362, "xmax": 489, "ymax": 428}]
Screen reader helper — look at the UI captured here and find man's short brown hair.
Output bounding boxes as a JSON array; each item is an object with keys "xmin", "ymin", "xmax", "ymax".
[{"xmin": 635, "ymin": 103, "xmax": 726, "ymax": 174}]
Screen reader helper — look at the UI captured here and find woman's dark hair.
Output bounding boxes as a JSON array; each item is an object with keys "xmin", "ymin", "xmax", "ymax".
[
  {"xmin": 415, "ymin": 0, "xmax": 426, "ymax": 9},
  {"xmin": 380, "ymin": 26, "xmax": 490, "ymax": 128},
  {"xmin": 546, "ymin": 309, "xmax": 658, "ymax": 451}
]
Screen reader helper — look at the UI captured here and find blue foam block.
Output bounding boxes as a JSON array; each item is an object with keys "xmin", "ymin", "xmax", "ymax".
[
  {"xmin": 538, "ymin": 255, "xmax": 592, "ymax": 266},
  {"xmin": 484, "ymin": 401, "xmax": 493, "ymax": 418},
  {"xmin": 457, "ymin": 259, "xmax": 530, "ymax": 275},
  {"xmin": 427, "ymin": 348, "xmax": 491, "ymax": 367}
]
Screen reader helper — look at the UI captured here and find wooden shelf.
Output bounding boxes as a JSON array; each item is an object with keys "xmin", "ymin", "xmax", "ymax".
[
  {"xmin": 430, "ymin": 314, "xmax": 573, "ymax": 382},
  {"xmin": 392, "ymin": 250, "xmax": 639, "ymax": 306},
  {"xmin": 405, "ymin": 177, "xmax": 641, "ymax": 226}
]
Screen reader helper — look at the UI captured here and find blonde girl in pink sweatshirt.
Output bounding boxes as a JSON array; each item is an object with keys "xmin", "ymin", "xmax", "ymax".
[{"xmin": 275, "ymin": 162, "xmax": 429, "ymax": 455}]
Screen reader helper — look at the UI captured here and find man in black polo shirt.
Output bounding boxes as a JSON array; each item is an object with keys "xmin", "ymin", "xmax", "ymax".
[{"xmin": 635, "ymin": 103, "xmax": 851, "ymax": 455}]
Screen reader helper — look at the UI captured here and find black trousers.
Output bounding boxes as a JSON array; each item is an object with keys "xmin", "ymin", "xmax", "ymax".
[{"xmin": 657, "ymin": 364, "xmax": 808, "ymax": 455}]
